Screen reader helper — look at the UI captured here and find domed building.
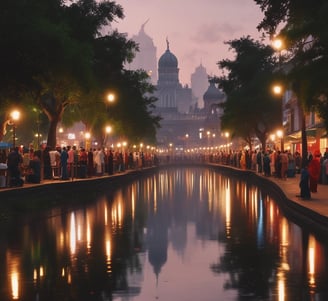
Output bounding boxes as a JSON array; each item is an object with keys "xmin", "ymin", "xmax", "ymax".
[
  {"xmin": 203, "ymin": 79, "xmax": 226, "ymax": 136},
  {"xmin": 154, "ymin": 40, "xmax": 201, "ymax": 146},
  {"xmin": 155, "ymin": 40, "xmax": 194, "ymax": 114},
  {"xmin": 128, "ymin": 26, "xmax": 226, "ymax": 147}
]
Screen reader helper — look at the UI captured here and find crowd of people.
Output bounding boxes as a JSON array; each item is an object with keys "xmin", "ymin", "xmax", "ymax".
[
  {"xmin": 167, "ymin": 147, "xmax": 328, "ymax": 199},
  {"xmin": 1, "ymin": 144, "xmax": 328, "ymax": 197},
  {"xmin": 207, "ymin": 147, "xmax": 328, "ymax": 199},
  {"xmin": 0, "ymin": 144, "xmax": 159, "ymax": 187}
]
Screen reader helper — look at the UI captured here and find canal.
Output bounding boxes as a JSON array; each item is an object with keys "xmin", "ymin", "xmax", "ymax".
[{"xmin": 1, "ymin": 167, "xmax": 328, "ymax": 301}]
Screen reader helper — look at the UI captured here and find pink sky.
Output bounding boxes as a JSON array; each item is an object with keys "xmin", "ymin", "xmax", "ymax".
[{"xmin": 112, "ymin": 0, "xmax": 266, "ymax": 85}]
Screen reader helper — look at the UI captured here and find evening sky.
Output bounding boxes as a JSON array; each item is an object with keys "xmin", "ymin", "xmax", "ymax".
[{"xmin": 112, "ymin": 0, "xmax": 266, "ymax": 85}]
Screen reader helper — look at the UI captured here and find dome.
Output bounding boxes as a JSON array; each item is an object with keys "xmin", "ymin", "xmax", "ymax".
[
  {"xmin": 158, "ymin": 40, "xmax": 178, "ymax": 68},
  {"xmin": 203, "ymin": 81, "xmax": 224, "ymax": 101}
]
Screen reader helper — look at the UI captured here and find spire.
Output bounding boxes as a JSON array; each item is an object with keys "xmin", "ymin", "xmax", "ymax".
[
  {"xmin": 140, "ymin": 18, "xmax": 150, "ymax": 33},
  {"xmin": 166, "ymin": 37, "xmax": 170, "ymax": 50}
]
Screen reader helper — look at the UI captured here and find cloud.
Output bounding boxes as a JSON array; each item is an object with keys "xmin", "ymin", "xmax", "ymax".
[{"xmin": 191, "ymin": 22, "xmax": 242, "ymax": 44}]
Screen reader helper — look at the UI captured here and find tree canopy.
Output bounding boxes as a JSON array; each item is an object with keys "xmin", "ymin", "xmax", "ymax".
[
  {"xmin": 255, "ymin": 0, "xmax": 328, "ymax": 104},
  {"xmin": 254, "ymin": 0, "xmax": 328, "ymax": 164},
  {"xmin": 0, "ymin": 0, "xmax": 160, "ymax": 148},
  {"xmin": 216, "ymin": 36, "xmax": 281, "ymax": 150}
]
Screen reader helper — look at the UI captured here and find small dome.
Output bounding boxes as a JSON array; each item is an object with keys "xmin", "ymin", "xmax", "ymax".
[
  {"xmin": 158, "ymin": 40, "xmax": 178, "ymax": 68},
  {"xmin": 203, "ymin": 81, "xmax": 224, "ymax": 101}
]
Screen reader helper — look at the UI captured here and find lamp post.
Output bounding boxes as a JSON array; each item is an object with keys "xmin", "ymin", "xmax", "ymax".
[
  {"xmin": 276, "ymin": 130, "xmax": 284, "ymax": 152},
  {"xmin": 273, "ymin": 84, "xmax": 284, "ymax": 152},
  {"xmin": 10, "ymin": 110, "xmax": 20, "ymax": 148},
  {"xmin": 104, "ymin": 125, "xmax": 112, "ymax": 147},
  {"xmin": 272, "ymin": 37, "xmax": 285, "ymax": 152},
  {"xmin": 185, "ymin": 133, "xmax": 189, "ymax": 150},
  {"xmin": 85, "ymin": 132, "xmax": 91, "ymax": 150},
  {"xmin": 224, "ymin": 132, "xmax": 230, "ymax": 152}
]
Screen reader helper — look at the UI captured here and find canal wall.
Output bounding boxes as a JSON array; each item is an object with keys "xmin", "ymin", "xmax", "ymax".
[
  {"xmin": 206, "ymin": 163, "xmax": 328, "ymax": 240},
  {"xmin": 0, "ymin": 167, "xmax": 159, "ymax": 212}
]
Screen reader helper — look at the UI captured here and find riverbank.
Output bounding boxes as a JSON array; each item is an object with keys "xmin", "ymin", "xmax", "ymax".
[
  {"xmin": 208, "ymin": 163, "xmax": 328, "ymax": 239},
  {"xmin": 0, "ymin": 167, "xmax": 158, "ymax": 211}
]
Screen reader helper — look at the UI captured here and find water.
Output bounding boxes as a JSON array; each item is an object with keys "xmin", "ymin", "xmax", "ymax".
[{"xmin": 1, "ymin": 167, "xmax": 328, "ymax": 301}]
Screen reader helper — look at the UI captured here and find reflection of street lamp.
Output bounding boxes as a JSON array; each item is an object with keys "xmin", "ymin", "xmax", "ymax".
[{"xmin": 10, "ymin": 110, "xmax": 20, "ymax": 148}]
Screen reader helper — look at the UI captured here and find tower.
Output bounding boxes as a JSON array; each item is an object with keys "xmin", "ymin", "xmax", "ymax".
[
  {"xmin": 130, "ymin": 20, "xmax": 157, "ymax": 84},
  {"xmin": 191, "ymin": 63, "xmax": 208, "ymax": 109}
]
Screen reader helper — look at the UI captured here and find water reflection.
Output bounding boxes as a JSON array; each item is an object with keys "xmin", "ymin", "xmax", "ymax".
[{"xmin": 1, "ymin": 168, "xmax": 328, "ymax": 300}]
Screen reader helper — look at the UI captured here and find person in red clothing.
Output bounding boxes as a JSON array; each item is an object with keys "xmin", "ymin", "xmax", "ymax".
[{"xmin": 308, "ymin": 152, "xmax": 321, "ymax": 193}]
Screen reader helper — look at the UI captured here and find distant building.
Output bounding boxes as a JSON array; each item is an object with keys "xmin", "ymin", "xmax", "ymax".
[
  {"xmin": 202, "ymin": 79, "xmax": 226, "ymax": 135},
  {"xmin": 154, "ymin": 40, "xmax": 202, "ymax": 146},
  {"xmin": 128, "ymin": 26, "xmax": 226, "ymax": 147},
  {"xmin": 129, "ymin": 20, "xmax": 157, "ymax": 84},
  {"xmin": 155, "ymin": 40, "xmax": 194, "ymax": 114},
  {"xmin": 191, "ymin": 63, "xmax": 208, "ymax": 109}
]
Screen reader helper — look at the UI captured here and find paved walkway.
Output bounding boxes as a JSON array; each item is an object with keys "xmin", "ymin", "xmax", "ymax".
[{"xmin": 262, "ymin": 173, "xmax": 328, "ymax": 218}]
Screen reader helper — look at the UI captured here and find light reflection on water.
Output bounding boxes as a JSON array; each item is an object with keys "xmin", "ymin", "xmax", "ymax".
[{"xmin": 2, "ymin": 168, "xmax": 328, "ymax": 301}]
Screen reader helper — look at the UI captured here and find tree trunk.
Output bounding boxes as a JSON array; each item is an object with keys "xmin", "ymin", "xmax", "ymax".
[
  {"xmin": 47, "ymin": 118, "xmax": 59, "ymax": 150},
  {"xmin": 301, "ymin": 109, "xmax": 308, "ymax": 168}
]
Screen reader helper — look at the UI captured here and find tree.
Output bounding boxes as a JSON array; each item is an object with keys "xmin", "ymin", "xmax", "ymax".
[
  {"xmin": 0, "ymin": 0, "xmax": 160, "ymax": 149},
  {"xmin": 216, "ymin": 36, "xmax": 281, "ymax": 150},
  {"xmin": 0, "ymin": 0, "xmax": 96, "ymax": 148},
  {"xmin": 110, "ymin": 69, "xmax": 161, "ymax": 144},
  {"xmin": 254, "ymin": 0, "xmax": 328, "ymax": 165}
]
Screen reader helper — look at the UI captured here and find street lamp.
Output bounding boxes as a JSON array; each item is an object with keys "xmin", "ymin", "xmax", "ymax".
[
  {"xmin": 273, "ymin": 84, "xmax": 285, "ymax": 152},
  {"xmin": 10, "ymin": 110, "xmax": 20, "ymax": 148},
  {"xmin": 272, "ymin": 38, "xmax": 283, "ymax": 53},
  {"xmin": 272, "ymin": 37, "xmax": 284, "ymax": 67},
  {"xmin": 107, "ymin": 93, "xmax": 115, "ymax": 104}
]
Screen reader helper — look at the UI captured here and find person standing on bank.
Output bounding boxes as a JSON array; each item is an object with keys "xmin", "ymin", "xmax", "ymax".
[
  {"xmin": 25, "ymin": 152, "xmax": 41, "ymax": 183},
  {"xmin": 299, "ymin": 164, "xmax": 311, "ymax": 199},
  {"xmin": 7, "ymin": 147, "xmax": 23, "ymax": 187},
  {"xmin": 60, "ymin": 147, "xmax": 69, "ymax": 180},
  {"xmin": 308, "ymin": 152, "xmax": 321, "ymax": 193}
]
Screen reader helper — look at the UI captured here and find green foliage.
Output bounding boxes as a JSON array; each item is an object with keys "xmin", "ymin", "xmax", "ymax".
[
  {"xmin": 255, "ymin": 0, "xmax": 328, "ymax": 131},
  {"xmin": 216, "ymin": 37, "xmax": 281, "ymax": 149},
  {"xmin": 109, "ymin": 70, "xmax": 161, "ymax": 144},
  {"xmin": 0, "ymin": 0, "xmax": 160, "ymax": 148}
]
